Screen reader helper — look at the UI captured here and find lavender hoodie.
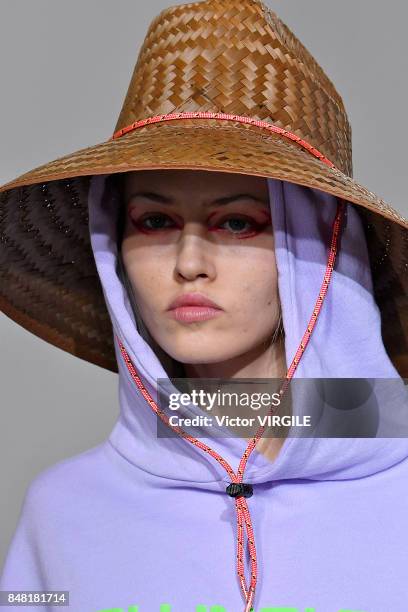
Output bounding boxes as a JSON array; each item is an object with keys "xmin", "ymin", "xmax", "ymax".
[{"xmin": 1, "ymin": 173, "xmax": 408, "ymax": 612}]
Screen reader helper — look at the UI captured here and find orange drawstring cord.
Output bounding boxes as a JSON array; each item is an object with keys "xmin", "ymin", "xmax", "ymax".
[{"xmin": 113, "ymin": 111, "xmax": 345, "ymax": 611}]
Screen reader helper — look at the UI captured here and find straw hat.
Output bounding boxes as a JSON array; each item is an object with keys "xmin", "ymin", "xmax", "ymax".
[{"xmin": 0, "ymin": 0, "xmax": 407, "ymax": 376}]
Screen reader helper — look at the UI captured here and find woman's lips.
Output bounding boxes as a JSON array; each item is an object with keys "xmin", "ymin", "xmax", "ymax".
[
  {"xmin": 167, "ymin": 292, "xmax": 223, "ymax": 322},
  {"xmin": 167, "ymin": 306, "xmax": 223, "ymax": 323}
]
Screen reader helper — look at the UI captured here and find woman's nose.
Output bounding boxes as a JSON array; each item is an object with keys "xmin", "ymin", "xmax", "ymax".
[{"xmin": 174, "ymin": 225, "xmax": 216, "ymax": 281}]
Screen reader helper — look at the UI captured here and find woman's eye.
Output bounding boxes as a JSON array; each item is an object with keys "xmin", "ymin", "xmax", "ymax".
[
  {"xmin": 218, "ymin": 216, "xmax": 257, "ymax": 235},
  {"xmin": 133, "ymin": 213, "xmax": 175, "ymax": 231}
]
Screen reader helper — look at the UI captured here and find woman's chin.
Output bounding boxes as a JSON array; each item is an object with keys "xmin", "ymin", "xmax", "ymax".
[{"xmin": 165, "ymin": 344, "xmax": 238, "ymax": 367}]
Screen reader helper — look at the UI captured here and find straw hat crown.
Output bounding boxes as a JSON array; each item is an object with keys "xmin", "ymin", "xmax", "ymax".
[{"xmin": 115, "ymin": 0, "xmax": 352, "ymax": 175}]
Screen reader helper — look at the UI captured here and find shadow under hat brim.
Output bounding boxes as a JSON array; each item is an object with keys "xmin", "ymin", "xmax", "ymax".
[{"xmin": 0, "ymin": 118, "xmax": 407, "ymax": 375}]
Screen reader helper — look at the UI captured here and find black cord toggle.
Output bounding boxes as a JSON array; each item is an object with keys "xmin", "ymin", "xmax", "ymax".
[{"xmin": 226, "ymin": 482, "xmax": 254, "ymax": 498}]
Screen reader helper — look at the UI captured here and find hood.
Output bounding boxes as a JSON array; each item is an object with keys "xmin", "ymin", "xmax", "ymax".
[{"xmin": 88, "ymin": 173, "xmax": 408, "ymax": 485}]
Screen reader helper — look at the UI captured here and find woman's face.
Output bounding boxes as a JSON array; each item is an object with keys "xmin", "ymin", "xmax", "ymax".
[{"xmin": 121, "ymin": 169, "xmax": 281, "ymax": 366}]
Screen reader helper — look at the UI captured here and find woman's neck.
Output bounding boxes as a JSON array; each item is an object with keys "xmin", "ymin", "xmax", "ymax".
[
  {"xmin": 183, "ymin": 334, "xmax": 286, "ymax": 380},
  {"xmin": 182, "ymin": 335, "xmax": 290, "ymax": 464}
]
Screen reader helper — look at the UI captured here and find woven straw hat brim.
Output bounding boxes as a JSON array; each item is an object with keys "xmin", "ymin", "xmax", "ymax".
[
  {"xmin": 1, "ymin": 118, "xmax": 407, "ymax": 230},
  {"xmin": 0, "ymin": 117, "xmax": 407, "ymax": 375}
]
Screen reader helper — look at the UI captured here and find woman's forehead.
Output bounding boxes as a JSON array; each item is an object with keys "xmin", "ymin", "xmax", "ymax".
[{"xmin": 123, "ymin": 169, "xmax": 269, "ymax": 200}]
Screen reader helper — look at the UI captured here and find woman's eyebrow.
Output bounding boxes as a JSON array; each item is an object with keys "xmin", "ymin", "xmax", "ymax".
[
  {"xmin": 213, "ymin": 193, "xmax": 269, "ymax": 206},
  {"xmin": 128, "ymin": 191, "xmax": 172, "ymax": 205},
  {"xmin": 127, "ymin": 191, "xmax": 269, "ymax": 206}
]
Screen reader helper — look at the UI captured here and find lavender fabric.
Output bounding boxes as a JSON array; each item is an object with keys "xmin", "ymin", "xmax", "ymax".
[{"xmin": 1, "ymin": 173, "xmax": 408, "ymax": 612}]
